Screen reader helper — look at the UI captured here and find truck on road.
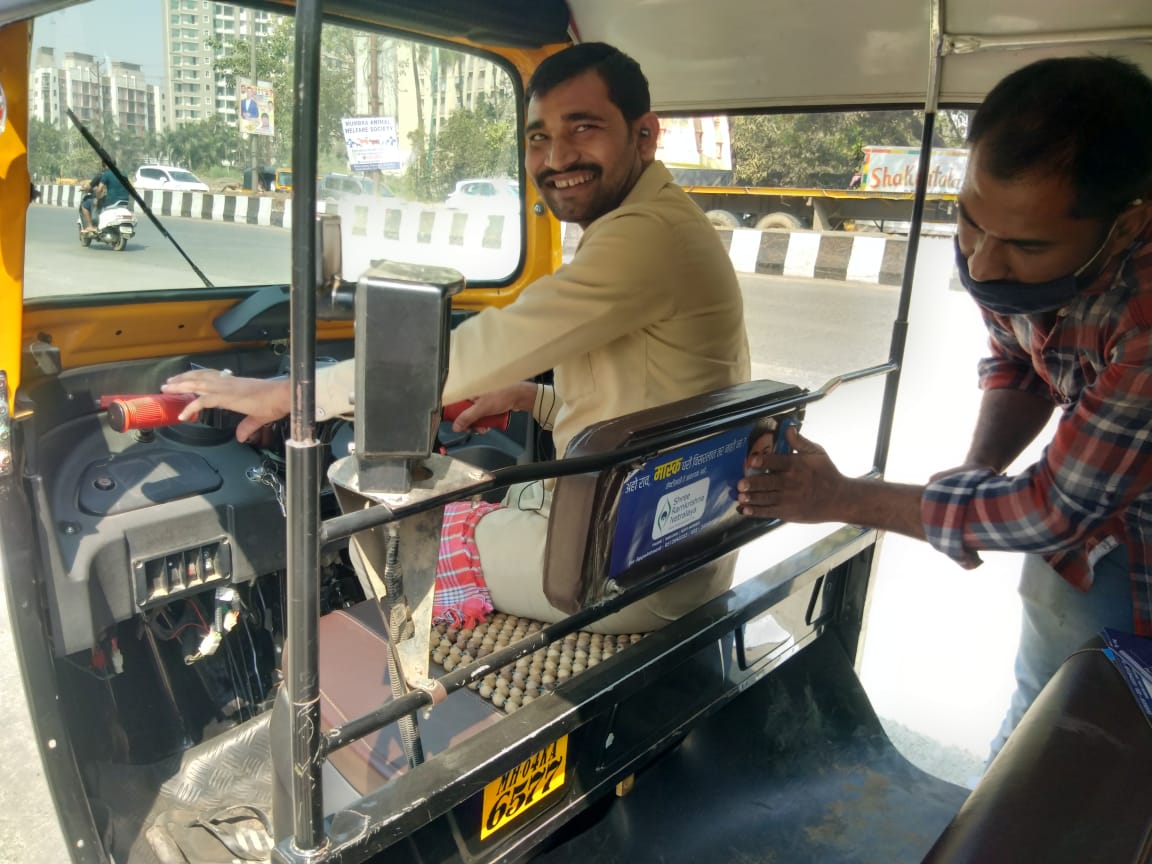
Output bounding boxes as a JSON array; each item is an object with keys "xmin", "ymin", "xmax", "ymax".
[{"xmin": 660, "ymin": 116, "xmax": 965, "ymax": 232}]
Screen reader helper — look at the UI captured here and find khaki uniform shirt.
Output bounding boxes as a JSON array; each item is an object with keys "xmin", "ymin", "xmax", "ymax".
[{"xmin": 317, "ymin": 160, "xmax": 751, "ymax": 455}]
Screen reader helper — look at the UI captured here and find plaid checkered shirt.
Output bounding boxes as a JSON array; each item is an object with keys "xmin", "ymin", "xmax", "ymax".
[{"xmin": 922, "ymin": 225, "xmax": 1152, "ymax": 635}]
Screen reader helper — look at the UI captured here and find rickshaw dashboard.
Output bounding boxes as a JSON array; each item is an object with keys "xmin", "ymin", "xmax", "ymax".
[
  {"xmin": 21, "ymin": 316, "xmax": 528, "ymax": 657},
  {"xmin": 22, "ymin": 344, "xmax": 345, "ymax": 656}
]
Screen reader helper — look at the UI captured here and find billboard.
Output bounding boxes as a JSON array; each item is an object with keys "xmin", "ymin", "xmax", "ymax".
[
  {"xmin": 859, "ymin": 146, "xmax": 968, "ymax": 194},
  {"xmin": 340, "ymin": 116, "xmax": 401, "ymax": 171},
  {"xmin": 237, "ymin": 78, "xmax": 275, "ymax": 137}
]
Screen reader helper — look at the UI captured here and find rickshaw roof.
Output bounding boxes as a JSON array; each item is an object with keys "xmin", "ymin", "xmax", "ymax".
[
  {"xmin": 3, "ymin": 0, "xmax": 1151, "ymax": 109},
  {"xmin": 569, "ymin": 0, "xmax": 1152, "ymax": 111}
]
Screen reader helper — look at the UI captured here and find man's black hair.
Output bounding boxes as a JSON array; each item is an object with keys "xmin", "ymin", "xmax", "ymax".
[
  {"xmin": 526, "ymin": 42, "xmax": 650, "ymax": 123},
  {"xmin": 968, "ymin": 55, "xmax": 1152, "ymax": 220}
]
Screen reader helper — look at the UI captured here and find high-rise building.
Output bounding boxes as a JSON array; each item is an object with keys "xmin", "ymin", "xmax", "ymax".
[
  {"xmin": 30, "ymin": 47, "xmax": 160, "ymax": 135},
  {"xmin": 161, "ymin": 0, "xmax": 281, "ymax": 127},
  {"xmin": 108, "ymin": 60, "xmax": 152, "ymax": 137},
  {"xmin": 30, "ymin": 48, "xmax": 62, "ymax": 127},
  {"xmin": 150, "ymin": 85, "xmax": 170, "ymax": 135}
]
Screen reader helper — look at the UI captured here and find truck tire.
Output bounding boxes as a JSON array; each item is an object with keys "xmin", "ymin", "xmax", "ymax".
[
  {"xmin": 754, "ymin": 212, "xmax": 803, "ymax": 231},
  {"xmin": 704, "ymin": 209, "xmax": 741, "ymax": 229}
]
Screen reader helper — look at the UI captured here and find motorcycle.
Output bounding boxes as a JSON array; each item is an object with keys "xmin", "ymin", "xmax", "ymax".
[{"xmin": 77, "ymin": 194, "xmax": 137, "ymax": 251}]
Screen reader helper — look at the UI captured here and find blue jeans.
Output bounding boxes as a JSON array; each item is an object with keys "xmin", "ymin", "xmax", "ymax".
[
  {"xmin": 80, "ymin": 196, "xmax": 98, "ymax": 227},
  {"xmin": 986, "ymin": 544, "xmax": 1132, "ymax": 763}
]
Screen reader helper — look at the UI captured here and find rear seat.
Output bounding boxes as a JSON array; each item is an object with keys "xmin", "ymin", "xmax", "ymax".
[
  {"xmin": 922, "ymin": 645, "xmax": 1152, "ymax": 863},
  {"xmin": 542, "ymin": 379, "xmax": 800, "ymax": 612}
]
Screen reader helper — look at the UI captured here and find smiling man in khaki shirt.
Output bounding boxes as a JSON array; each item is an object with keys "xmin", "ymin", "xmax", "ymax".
[{"xmin": 166, "ymin": 43, "xmax": 750, "ymax": 632}]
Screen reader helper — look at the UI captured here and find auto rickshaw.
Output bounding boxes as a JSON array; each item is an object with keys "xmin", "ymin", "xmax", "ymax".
[
  {"xmin": 241, "ymin": 166, "xmax": 295, "ymax": 194},
  {"xmin": 1, "ymin": 1, "xmax": 1151, "ymax": 862}
]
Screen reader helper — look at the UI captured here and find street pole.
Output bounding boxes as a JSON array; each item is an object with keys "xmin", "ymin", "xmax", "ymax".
[{"xmin": 248, "ymin": 8, "xmax": 258, "ymax": 191}]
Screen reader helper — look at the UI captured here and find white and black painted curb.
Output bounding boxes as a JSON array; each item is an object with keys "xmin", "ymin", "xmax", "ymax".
[
  {"xmin": 720, "ymin": 227, "xmax": 907, "ymax": 285},
  {"xmin": 39, "ymin": 183, "xmax": 293, "ymax": 228},
  {"xmin": 561, "ymin": 223, "xmax": 907, "ymax": 286},
  {"xmin": 38, "ymin": 183, "xmax": 908, "ymax": 284}
]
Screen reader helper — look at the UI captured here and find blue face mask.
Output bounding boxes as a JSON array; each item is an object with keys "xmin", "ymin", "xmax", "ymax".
[{"xmin": 953, "ymin": 224, "xmax": 1116, "ymax": 316}]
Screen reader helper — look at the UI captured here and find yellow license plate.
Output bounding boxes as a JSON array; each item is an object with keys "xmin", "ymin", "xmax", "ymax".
[{"xmin": 480, "ymin": 735, "xmax": 568, "ymax": 840}]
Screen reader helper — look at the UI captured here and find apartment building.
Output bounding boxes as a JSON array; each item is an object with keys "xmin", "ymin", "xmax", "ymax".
[
  {"xmin": 30, "ymin": 47, "xmax": 159, "ymax": 135},
  {"xmin": 162, "ymin": 0, "xmax": 279, "ymax": 127}
]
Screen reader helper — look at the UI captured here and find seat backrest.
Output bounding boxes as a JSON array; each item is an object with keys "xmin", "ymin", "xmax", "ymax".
[
  {"xmin": 542, "ymin": 379, "xmax": 804, "ymax": 614},
  {"xmin": 922, "ymin": 644, "xmax": 1152, "ymax": 863}
]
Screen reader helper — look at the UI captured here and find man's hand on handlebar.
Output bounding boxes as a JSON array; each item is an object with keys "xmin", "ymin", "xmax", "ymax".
[
  {"xmin": 162, "ymin": 371, "xmax": 534, "ymax": 442},
  {"xmin": 162, "ymin": 370, "xmax": 290, "ymax": 442},
  {"xmin": 449, "ymin": 381, "xmax": 536, "ymax": 433}
]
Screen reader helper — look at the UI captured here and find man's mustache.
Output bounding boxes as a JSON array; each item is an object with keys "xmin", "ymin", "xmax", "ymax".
[{"xmin": 535, "ymin": 164, "xmax": 601, "ymax": 187}]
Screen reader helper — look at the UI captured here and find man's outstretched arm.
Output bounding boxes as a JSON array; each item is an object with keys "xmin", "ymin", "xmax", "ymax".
[{"xmin": 737, "ymin": 426, "xmax": 927, "ymax": 540}]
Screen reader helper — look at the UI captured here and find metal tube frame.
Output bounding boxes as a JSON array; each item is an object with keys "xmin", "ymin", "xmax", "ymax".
[
  {"xmin": 320, "ymin": 363, "xmax": 894, "ymax": 547},
  {"xmin": 872, "ymin": 0, "xmax": 944, "ymax": 475},
  {"xmin": 285, "ymin": 0, "xmax": 326, "ymax": 856},
  {"xmin": 318, "ymin": 364, "xmax": 893, "ymax": 753}
]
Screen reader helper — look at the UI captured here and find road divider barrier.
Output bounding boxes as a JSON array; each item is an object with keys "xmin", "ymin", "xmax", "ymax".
[
  {"xmin": 38, "ymin": 184, "xmax": 907, "ymax": 285},
  {"xmin": 320, "ymin": 198, "xmax": 520, "ymax": 282},
  {"xmin": 41, "ymin": 182, "xmax": 291, "ymax": 227},
  {"xmin": 561, "ymin": 222, "xmax": 907, "ymax": 285}
]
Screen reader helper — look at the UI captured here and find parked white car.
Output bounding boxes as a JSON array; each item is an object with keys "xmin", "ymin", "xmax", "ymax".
[{"xmin": 134, "ymin": 165, "xmax": 210, "ymax": 193}]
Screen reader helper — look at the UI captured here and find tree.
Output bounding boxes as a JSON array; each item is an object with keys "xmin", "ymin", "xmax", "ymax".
[
  {"xmin": 183, "ymin": 116, "xmax": 242, "ymax": 172},
  {"xmin": 419, "ymin": 99, "xmax": 517, "ymax": 199},
  {"xmin": 318, "ymin": 25, "xmax": 358, "ymax": 156},
  {"xmin": 32, "ymin": 114, "xmax": 142, "ymax": 182},
  {"xmin": 211, "ymin": 16, "xmax": 356, "ymax": 166},
  {"xmin": 404, "ymin": 42, "xmax": 431, "ymax": 198},
  {"xmin": 729, "ymin": 110, "xmax": 969, "ymax": 188},
  {"xmin": 400, "ymin": 44, "xmax": 517, "ymax": 201},
  {"xmin": 28, "ymin": 119, "xmax": 68, "ymax": 181}
]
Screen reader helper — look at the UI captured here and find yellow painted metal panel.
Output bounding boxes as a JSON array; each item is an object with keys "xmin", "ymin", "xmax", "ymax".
[{"xmin": 0, "ymin": 20, "xmax": 30, "ymax": 411}]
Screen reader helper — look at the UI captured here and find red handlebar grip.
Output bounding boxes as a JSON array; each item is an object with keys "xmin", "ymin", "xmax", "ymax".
[
  {"xmin": 105, "ymin": 393, "xmax": 197, "ymax": 432},
  {"xmin": 99, "ymin": 394, "xmax": 148, "ymax": 410},
  {"xmin": 442, "ymin": 400, "xmax": 510, "ymax": 431}
]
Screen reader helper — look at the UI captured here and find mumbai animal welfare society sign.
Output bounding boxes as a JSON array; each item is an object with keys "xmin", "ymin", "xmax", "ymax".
[{"xmin": 341, "ymin": 116, "xmax": 401, "ymax": 171}]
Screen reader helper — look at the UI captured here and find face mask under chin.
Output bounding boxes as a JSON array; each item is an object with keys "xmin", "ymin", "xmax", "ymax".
[{"xmin": 953, "ymin": 224, "xmax": 1116, "ymax": 316}]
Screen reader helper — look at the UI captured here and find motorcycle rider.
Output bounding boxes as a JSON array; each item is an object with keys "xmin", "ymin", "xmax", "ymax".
[{"xmin": 80, "ymin": 161, "xmax": 129, "ymax": 236}]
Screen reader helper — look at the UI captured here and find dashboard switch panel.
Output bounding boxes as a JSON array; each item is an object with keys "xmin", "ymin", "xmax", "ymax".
[{"xmin": 133, "ymin": 539, "xmax": 232, "ymax": 606}]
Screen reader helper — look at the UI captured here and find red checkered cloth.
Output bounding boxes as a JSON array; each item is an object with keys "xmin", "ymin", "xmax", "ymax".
[{"xmin": 433, "ymin": 501, "xmax": 503, "ymax": 628}]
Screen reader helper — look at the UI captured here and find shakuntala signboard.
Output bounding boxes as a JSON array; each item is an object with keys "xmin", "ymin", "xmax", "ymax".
[
  {"xmin": 341, "ymin": 116, "xmax": 401, "ymax": 171},
  {"xmin": 859, "ymin": 146, "xmax": 969, "ymax": 194}
]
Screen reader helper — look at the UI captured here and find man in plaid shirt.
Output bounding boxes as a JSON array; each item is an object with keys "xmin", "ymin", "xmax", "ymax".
[{"xmin": 738, "ymin": 55, "xmax": 1152, "ymax": 758}]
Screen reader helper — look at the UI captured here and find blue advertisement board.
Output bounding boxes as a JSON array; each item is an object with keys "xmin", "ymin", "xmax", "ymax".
[{"xmin": 608, "ymin": 424, "xmax": 756, "ymax": 580}]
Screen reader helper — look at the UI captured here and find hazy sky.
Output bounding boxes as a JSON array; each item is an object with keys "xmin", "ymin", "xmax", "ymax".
[{"xmin": 31, "ymin": 1, "xmax": 165, "ymax": 80}]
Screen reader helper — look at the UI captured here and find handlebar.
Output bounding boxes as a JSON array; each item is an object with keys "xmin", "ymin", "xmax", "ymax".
[
  {"xmin": 103, "ymin": 393, "xmax": 197, "ymax": 432},
  {"xmin": 441, "ymin": 400, "xmax": 511, "ymax": 432},
  {"xmin": 102, "ymin": 394, "xmax": 510, "ymax": 434}
]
